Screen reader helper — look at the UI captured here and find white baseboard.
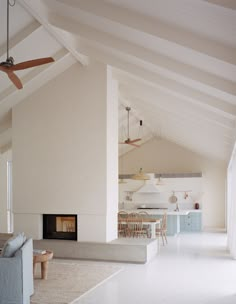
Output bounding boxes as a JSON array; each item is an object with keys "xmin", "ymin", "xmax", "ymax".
[{"xmin": 203, "ymin": 227, "xmax": 227, "ymax": 233}]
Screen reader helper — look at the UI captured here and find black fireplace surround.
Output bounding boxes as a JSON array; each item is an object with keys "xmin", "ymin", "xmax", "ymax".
[{"xmin": 43, "ymin": 214, "xmax": 77, "ymax": 241}]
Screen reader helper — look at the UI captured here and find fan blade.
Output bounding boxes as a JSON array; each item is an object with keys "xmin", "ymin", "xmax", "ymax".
[
  {"xmin": 128, "ymin": 138, "xmax": 141, "ymax": 143},
  {"xmin": 128, "ymin": 143, "xmax": 140, "ymax": 147},
  {"xmin": 119, "ymin": 142, "xmax": 140, "ymax": 147},
  {"xmin": 9, "ymin": 57, "xmax": 54, "ymax": 71},
  {"xmin": 7, "ymin": 71, "xmax": 23, "ymax": 89}
]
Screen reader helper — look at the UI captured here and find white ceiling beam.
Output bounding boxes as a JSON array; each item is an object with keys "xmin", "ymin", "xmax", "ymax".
[
  {"xmin": 56, "ymin": 0, "xmax": 236, "ymax": 66},
  {"xmin": 205, "ymin": 0, "xmax": 236, "ymax": 10},
  {"xmin": 133, "ymin": 116, "xmax": 233, "ymax": 161},
  {"xmin": 0, "ymin": 128, "xmax": 12, "ymax": 152},
  {"xmin": 146, "ymin": 106, "xmax": 234, "ymax": 145},
  {"xmin": 119, "ymin": 97, "xmax": 233, "ymax": 160},
  {"xmin": 0, "ymin": 52, "xmax": 77, "ymax": 115},
  {"xmin": 120, "ymin": 83, "xmax": 236, "ymax": 131},
  {"xmin": 0, "ymin": 25, "xmax": 61, "ymax": 65},
  {"xmin": 0, "ymin": 47, "xmax": 67, "ymax": 100},
  {"xmin": 0, "ymin": 111, "xmax": 11, "ymax": 133},
  {"xmin": 18, "ymin": 0, "xmax": 89, "ymax": 66},
  {"xmin": 125, "ymin": 92, "xmax": 235, "ymax": 138},
  {"xmin": 72, "ymin": 39, "xmax": 236, "ymax": 115},
  {"xmin": 0, "ymin": 21, "xmax": 40, "ymax": 56},
  {"xmin": 49, "ymin": 14, "xmax": 236, "ymax": 99},
  {"xmin": 115, "ymin": 70, "xmax": 236, "ymax": 120}
]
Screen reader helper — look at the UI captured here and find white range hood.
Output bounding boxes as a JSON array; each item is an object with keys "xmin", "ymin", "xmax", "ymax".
[{"xmin": 136, "ymin": 174, "xmax": 160, "ymax": 193}]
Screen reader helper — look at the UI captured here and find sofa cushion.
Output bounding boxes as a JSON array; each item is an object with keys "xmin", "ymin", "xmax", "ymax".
[{"xmin": 1, "ymin": 232, "xmax": 26, "ymax": 257}]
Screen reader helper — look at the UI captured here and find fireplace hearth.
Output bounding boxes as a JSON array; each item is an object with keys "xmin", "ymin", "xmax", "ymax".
[{"xmin": 43, "ymin": 214, "xmax": 77, "ymax": 241}]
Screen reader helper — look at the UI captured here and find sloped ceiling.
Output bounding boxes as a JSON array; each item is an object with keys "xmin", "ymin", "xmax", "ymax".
[{"xmin": 0, "ymin": 0, "xmax": 235, "ymax": 161}]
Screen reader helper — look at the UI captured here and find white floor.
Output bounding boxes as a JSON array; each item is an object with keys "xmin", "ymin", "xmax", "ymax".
[{"xmin": 74, "ymin": 232, "xmax": 236, "ymax": 304}]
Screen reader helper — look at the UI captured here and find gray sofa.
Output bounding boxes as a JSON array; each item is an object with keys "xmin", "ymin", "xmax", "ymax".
[{"xmin": 0, "ymin": 234, "xmax": 34, "ymax": 304}]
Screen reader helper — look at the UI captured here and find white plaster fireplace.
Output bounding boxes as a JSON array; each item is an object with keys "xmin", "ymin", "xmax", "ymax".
[{"xmin": 12, "ymin": 62, "xmax": 118, "ymax": 243}]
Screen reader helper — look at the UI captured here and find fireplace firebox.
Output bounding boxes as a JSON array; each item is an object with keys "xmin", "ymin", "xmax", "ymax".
[{"xmin": 43, "ymin": 214, "xmax": 77, "ymax": 240}]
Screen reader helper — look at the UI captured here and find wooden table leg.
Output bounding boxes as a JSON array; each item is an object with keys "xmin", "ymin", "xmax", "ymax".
[
  {"xmin": 33, "ymin": 262, "xmax": 37, "ymax": 277},
  {"xmin": 41, "ymin": 261, "xmax": 49, "ymax": 279}
]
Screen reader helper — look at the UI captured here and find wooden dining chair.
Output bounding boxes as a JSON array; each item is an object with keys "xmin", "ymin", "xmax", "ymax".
[
  {"xmin": 155, "ymin": 213, "xmax": 168, "ymax": 245},
  {"xmin": 126, "ymin": 216, "xmax": 147, "ymax": 238},
  {"xmin": 118, "ymin": 211, "xmax": 128, "ymax": 237},
  {"xmin": 125, "ymin": 213, "xmax": 137, "ymax": 237},
  {"xmin": 138, "ymin": 211, "xmax": 151, "ymax": 238}
]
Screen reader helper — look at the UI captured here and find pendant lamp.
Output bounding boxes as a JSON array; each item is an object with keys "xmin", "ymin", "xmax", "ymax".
[{"xmin": 132, "ymin": 168, "xmax": 150, "ymax": 180}]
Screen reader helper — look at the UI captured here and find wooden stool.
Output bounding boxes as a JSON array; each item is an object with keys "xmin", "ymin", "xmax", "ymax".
[{"xmin": 33, "ymin": 250, "xmax": 53, "ymax": 280}]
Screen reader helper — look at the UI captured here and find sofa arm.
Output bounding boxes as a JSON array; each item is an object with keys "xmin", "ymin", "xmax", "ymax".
[
  {"xmin": 0, "ymin": 256, "xmax": 23, "ymax": 304},
  {"xmin": 15, "ymin": 238, "xmax": 34, "ymax": 301}
]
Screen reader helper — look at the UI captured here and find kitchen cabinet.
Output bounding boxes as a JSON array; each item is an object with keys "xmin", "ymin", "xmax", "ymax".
[
  {"xmin": 148, "ymin": 214, "xmax": 180, "ymax": 236},
  {"xmin": 167, "ymin": 215, "xmax": 179, "ymax": 236},
  {"xmin": 180, "ymin": 212, "xmax": 202, "ymax": 232},
  {"xmin": 149, "ymin": 212, "xmax": 202, "ymax": 235}
]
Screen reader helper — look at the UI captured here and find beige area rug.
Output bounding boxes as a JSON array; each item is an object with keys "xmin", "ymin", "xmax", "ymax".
[{"xmin": 30, "ymin": 259, "xmax": 122, "ymax": 304}]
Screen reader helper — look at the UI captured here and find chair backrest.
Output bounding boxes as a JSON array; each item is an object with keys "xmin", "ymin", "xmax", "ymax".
[
  {"xmin": 127, "ymin": 216, "xmax": 143, "ymax": 232},
  {"xmin": 118, "ymin": 211, "xmax": 128, "ymax": 215},
  {"xmin": 128, "ymin": 212, "xmax": 138, "ymax": 218},
  {"xmin": 138, "ymin": 211, "xmax": 149, "ymax": 218},
  {"xmin": 161, "ymin": 213, "xmax": 167, "ymax": 230},
  {"xmin": 118, "ymin": 211, "xmax": 128, "ymax": 220}
]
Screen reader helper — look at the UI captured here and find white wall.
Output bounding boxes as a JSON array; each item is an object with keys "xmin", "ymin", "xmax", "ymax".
[
  {"xmin": 119, "ymin": 138, "xmax": 227, "ymax": 230},
  {"xmin": 227, "ymin": 140, "xmax": 236, "ymax": 258},
  {"xmin": 12, "ymin": 61, "xmax": 118, "ymax": 242},
  {"xmin": 119, "ymin": 176, "xmax": 203, "ymax": 211},
  {"xmin": 0, "ymin": 149, "xmax": 12, "ymax": 232}
]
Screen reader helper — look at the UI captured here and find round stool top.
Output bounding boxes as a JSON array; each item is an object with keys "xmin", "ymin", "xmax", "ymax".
[{"xmin": 33, "ymin": 250, "xmax": 53, "ymax": 263}]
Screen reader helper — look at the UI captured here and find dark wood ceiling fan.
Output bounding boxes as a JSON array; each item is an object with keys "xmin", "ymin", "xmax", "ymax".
[
  {"xmin": 0, "ymin": 0, "xmax": 54, "ymax": 89},
  {"xmin": 119, "ymin": 106, "xmax": 142, "ymax": 147}
]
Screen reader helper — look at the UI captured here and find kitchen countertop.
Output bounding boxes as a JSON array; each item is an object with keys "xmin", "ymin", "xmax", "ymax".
[{"xmin": 119, "ymin": 209, "xmax": 202, "ymax": 215}]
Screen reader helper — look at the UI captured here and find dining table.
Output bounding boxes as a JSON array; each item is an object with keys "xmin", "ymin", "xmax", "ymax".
[
  {"xmin": 141, "ymin": 218, "xmax": 162, "ymax": 239},
  {"xmin": 118, "ymin": 218, "xmax": 162, "ymax": 239}
]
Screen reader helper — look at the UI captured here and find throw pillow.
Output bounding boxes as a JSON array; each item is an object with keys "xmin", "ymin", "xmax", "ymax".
[{"xmin": 1, "ymin": 232, "xmax": 26, "ymax": 257}]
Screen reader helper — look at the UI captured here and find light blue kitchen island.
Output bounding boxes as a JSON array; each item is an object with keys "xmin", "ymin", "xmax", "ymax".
[{"xmin": 119, "ymin": 209, "xmax": 202, "ymax": 236}]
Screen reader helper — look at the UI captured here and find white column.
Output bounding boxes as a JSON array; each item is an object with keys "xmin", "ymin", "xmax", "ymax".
[{"xmin": 0, "ymin": 150, "xmax": 12, "ymax": 233}]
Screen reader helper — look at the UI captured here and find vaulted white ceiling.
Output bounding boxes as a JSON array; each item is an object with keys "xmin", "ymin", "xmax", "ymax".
[{"xmin": 0, "ymin": 0, "xmax": 235, "ymax": 161}]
